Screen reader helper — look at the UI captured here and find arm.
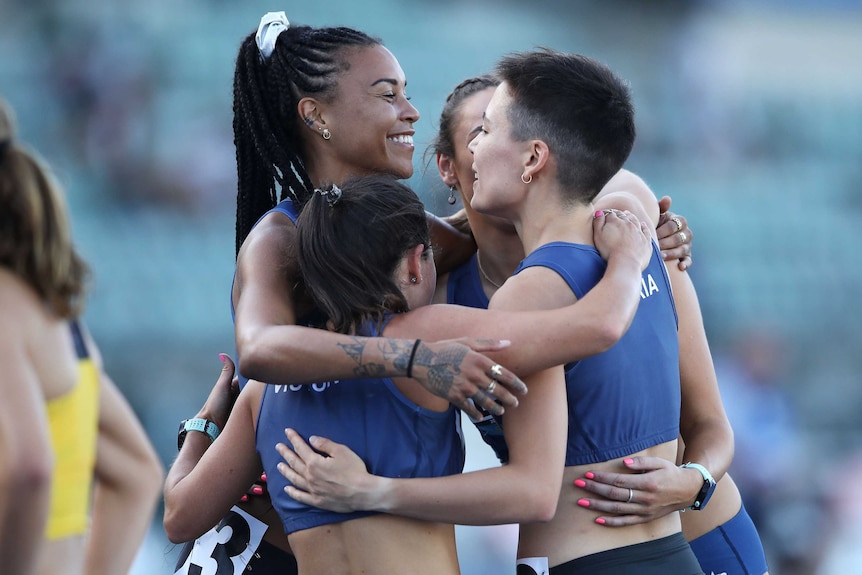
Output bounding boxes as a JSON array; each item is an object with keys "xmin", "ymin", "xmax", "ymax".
[
  {"xmin": 600, "ymin": 169, "xmax": 693, "ymax": 269},
  {"xmin": 0, "ymin": 297, "xmax": 53, "ymax": 575},
  {"xmin": 428, "ymin": 211, "xmax": 476, "ymax": 275},
  {"xmin": 84, "ymin": 329, "xmax": 165, "ymax": 575},
  {"xmin": 232, "ymin": 212, "xmax": 521, "ymax": 418},
  {"xmin": 163, "ymin": 357, "xmax": 263, "ymax": 543},
  {"xmin": 277, "ymin": 270, "xmax": 570, "ymax": 525}
]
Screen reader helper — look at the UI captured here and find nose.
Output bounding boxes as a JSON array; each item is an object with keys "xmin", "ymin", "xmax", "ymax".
[
  {"xmin": 401, "ymin": 98, "xmax": 420, "ymax": 124},
  {"xmin": 468, "ymin": 133, "xmax": 479, "ymax": 154}
]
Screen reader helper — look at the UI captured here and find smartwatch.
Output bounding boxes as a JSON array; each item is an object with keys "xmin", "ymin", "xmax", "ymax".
[
  {"xmin": 177, "ymin": 418, "xmax": 221, "ymax": 450},
  {"xmin": 680, "ymin": 462, "xmax": 717, "ymax": 511}
]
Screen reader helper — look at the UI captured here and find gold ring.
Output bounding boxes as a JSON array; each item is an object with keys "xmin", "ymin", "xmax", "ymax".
[
  {"xmin": 671, "ymin": 216, "xmax": 683, "ymax": 232},
  {"xmin": 487, "ymin": 379, "xmax": 497, "ymax": 394},
  {"xmin": 490, "ymin": 364, "xmax": 503, "ymax": 378}
]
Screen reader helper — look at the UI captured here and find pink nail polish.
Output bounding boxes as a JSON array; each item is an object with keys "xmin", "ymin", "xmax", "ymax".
[
  {"xmin": 624, "ymin": 458, "xmax": 634, "ymax": 465},
  {"xmin": 252, "ymin": 486, "xmax": 263, "ymax": 495},
  {"xmin": 219, "ymin": 353, "xmax": 227, "ymax": 364},
  {"xmin": 594, "ymin": 210, "xmax": 603, "ymax": 218},
  {"xmin": 574, "ymin": 479, "xmax": 586, "ymax": 488},
  {"xmin": 577, "ymin": 498, "xmax": 590, "ymax": 507},
  {"xmin": 585, "ymin": 471, "xmax": 595, "ymax": 480},
  {"xmin": 595, "ymin": 517, "xmax": 606, "ymax": 525},
  {"xmin": 240, "ymin": 495, "xmax": 248, "ymax": 502},
  {"xmin": 260, "ymin": 473, "xmax": 267, "ymax": 482}
]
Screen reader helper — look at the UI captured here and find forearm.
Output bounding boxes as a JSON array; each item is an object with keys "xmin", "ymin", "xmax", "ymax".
[
  {"xmin": 363, "ymin": 465, "xmax": 554, "ymax": 526},
  {"xmin": 237, "ymin": 325, "xmax": 416, "ymax": 385},
  {"xmin": 492, "ymin": 253, "xmax": 643, "ymax": 375},
  {"xmin": 0, "ymin": 478, "xmax": 49, "ymax": 575}
]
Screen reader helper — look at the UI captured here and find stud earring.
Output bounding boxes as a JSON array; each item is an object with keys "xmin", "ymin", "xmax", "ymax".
[
  {"xmin": 447, "ymin": 186, "xmax": 457, "ymax": 205},
  {"xmin": 321, "ymin": 128, "xmax": 332, "ymax": 140},
  {"xmin": 410, "ymin": 276, "xmax": 418, "ymax": 284}
]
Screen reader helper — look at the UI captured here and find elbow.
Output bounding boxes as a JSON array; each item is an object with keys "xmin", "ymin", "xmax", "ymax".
[
  {"xmin": 162, "ymin": 497, "xmax": 199, "ymax": 544},
  {"xmin": 4, "ymin": 452, "xmax": 53, "ymax": 500},
  {"xmin": 520, "ymin": 489, "xmax": 559, "ymax": 523},
  {"xmin": 591, "ymin": 320, "xmax": 627, "ymax": 355}
]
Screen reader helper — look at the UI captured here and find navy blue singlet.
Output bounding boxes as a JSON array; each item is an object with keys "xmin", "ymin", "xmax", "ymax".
[{"xmin": 255, "ymin": 315, "xmax": 466, "ymax": 534}]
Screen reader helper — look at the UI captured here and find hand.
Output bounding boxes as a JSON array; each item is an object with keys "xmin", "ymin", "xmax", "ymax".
[
  {"xmin": 656, "ymin": 196, "xmax": 693, "ymax": 271},
  {"xmin": 573, "ymin": 456, "xmax": 701, "ymax": 527},
  {"xmin": 275, "ymin": 428, "xmax": 374, "ymax": 513},
  {"xmin": 409, "ymin": 338, "xmax": 527, "ymax": 420},
  {"xmin": 592, "ymin": 209, "xmax": 652, "ymax": 271},
  {"xmin": 239, "ymin": 473, "xmax": 268, "ymax": 503},
  {"xmin": 196, "ymin": 354, "xmax": 240, "ymax": 432}
]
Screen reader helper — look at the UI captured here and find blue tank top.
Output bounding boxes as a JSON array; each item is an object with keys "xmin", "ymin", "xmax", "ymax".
[
  {"xmin": 447, "ymin": 254, "xmax": 490, "ymax": 309},
  {"xmin": 255, "ymin": 316, "xmax": 466, "ymax": 534},
  {"xmin": 231, "ymin": 198, "xmax": 325, "ymax": 389},
  {"xmin": 516, "ymin": 241, "xmax": 680, "ymax": 465}
]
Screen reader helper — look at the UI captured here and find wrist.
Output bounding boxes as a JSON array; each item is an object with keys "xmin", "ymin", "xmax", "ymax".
[
  {"xmin": 363, "ymin": 476, "xmax": 394, "ymax": 513},
  {"xmin": 679, "ymin": 462, "xmax": 717, "ymax": 511},
  {"xmin": 177, "ymin": 418, "xmax": 221, "ymax": 451}
]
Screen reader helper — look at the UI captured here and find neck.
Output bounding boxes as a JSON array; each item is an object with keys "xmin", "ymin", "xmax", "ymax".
[{"xmin": 511, "ymin": 184, "xmax": 596, "ymax": 255}]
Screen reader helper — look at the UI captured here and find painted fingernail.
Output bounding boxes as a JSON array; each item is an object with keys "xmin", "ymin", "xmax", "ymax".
[
  {"xmin": 574, "ymin": 479, "xmax": 586, "ymax": 488},
  {"xmin": 252, "ymin": 486, "xmax": 264, "ymax": 495},
  {"xmin": 595, "ymin": 517, "xmax": 606, "ymax": 525},
  {"xmin": 594, "ymin": 210, "xmax": 603, "ymax": 218},
  {"xmin": 577, "ymin": 498, "xmax": 590, "ymax": 507},
  {"xmin": 240, "ymin": 495, "xmax": 248, "ymax": 502},
  {"xmin": 261, "ymin": 473, "xmax": 267, "ymax": 482},
  {"xmin": 624, "ymin": 458, "xmax": 634, "ymax": 465},
  {"xmin": 585, "ymin": 472, "xmax": 595, "ymax": 480},
  {"xmin": 219, "ymin": 353, "xmax": 228, "ymax": 364}
]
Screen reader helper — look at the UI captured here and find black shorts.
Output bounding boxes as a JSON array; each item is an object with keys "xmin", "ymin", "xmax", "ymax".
[{"xmin": 549, "ymin": 533, "xmax": 704, "ymax": 575}]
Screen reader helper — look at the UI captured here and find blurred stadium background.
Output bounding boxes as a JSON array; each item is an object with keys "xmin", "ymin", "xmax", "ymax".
[{"xmin": 2, "ymin": 0, "xmax": 861, "ymax": 573}]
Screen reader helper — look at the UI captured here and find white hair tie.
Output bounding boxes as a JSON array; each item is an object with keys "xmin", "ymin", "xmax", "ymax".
[{"xmin": 255, "ymin": 11, "xmax": 290, "ymax": 61}]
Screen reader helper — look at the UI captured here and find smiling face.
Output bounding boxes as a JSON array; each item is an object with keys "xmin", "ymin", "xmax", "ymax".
[
  {"xmin": 468, "ymin": 83, "xmax": 529, "ymax": 219},
  {"xmin": 320, "ymin": 44, "xmax": 420, "ymax": 181}
]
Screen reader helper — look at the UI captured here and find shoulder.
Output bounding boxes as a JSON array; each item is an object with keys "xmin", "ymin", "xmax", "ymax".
[
  {"xmin": 595, "ymin": 169, "xmax": 660, "ymax": 230},
  {"xmin": 490, "ymin": 266, "xmax": 575, "ymax": 312},
  {"xmin": 235, "ymin": 211, "xmax": 300, "ymax": 294},
  {"xmin": 0, "ymin": 269, "xmax": 47, "ymax": 338}
]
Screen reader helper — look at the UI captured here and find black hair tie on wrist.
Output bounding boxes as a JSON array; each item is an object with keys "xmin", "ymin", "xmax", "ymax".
[{"xmin": 406, "ymin": 339, "xmax": 422, "ymax": 378}]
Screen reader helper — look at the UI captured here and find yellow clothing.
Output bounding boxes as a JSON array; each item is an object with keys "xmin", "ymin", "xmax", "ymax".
[{"xmin": 44, "ymin": 320, "xmax": 99, "ymax": 540}]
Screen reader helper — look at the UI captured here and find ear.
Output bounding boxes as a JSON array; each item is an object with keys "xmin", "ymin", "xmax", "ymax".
[
  {"xmin": 298, "ymin": 97, "xmax": 325, "ymax": 132},
  {"xmin": 522, "ymin": 139, "xmax": 551, "ymax": 182},
  {"xmin": 404, "ymin": 244, "xmax": 426, "ymax": 284},
  {"xmin": 436, "ymin": 152, "xmax": 458, "ymax": 188}
]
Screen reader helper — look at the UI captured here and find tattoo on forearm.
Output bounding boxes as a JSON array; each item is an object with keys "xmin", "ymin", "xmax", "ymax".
[{"xmin": 336, "ymin": 337, "xmax": 413, "ymax": 378}]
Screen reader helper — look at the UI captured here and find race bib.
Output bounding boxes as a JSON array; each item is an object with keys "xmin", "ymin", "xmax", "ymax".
[{"xmin": 174, "ymin": 506, "xmax": 268, "ymax": 575}]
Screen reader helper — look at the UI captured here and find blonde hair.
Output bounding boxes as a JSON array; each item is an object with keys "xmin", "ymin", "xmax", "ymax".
[{"xmin": 0, "ymin": 98, "xmax": 89, "ymax": 317}]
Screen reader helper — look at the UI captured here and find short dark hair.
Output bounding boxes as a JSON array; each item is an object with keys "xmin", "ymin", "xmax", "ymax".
[
  {"xmin": 496, "ymin": 48, "xmax": 635, "ymax": 203},
  {"xmin": 233, "ymin": 23, "xmax": 381, "ymax": 256},
  {"xmin": 297, "ymin": 175, "xmax": 429, "ymax": 334}
]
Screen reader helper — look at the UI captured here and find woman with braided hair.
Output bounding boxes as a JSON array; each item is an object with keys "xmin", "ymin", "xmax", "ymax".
[{"xmin": 166, "ymin": 11, "xmax": 698, "ymax": 573}]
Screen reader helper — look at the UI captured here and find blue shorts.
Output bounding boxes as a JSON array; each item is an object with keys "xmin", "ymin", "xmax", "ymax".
[{"xmin": 689, "ymin": 503, "xmax": 768, "ymax": 575}]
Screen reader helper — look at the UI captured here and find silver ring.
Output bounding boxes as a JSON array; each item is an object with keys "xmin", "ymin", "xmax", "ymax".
[
  {"xmin": 490, "ymin": 364, "xmax": 503, "ymax": 378},
  {"xmin": 487, "ymin": 379, "xmax": 497, "ymax": 394},
  {"xmin": 678, "ymin": 231, "xmax": 687, "ymax": 244},
  {"xmin": 626, "ymin": 488, "xmax": 634, "ymax": 503},
  {"xmin": 671, "ymin": 216, "xmax": 683, "ymax": 232}
]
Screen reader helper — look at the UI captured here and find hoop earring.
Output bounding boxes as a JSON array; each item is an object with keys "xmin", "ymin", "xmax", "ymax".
[
  {"xmin": 447, "ymin": 186, "xmax": 457, "ymax": 205},
  {"xmin": 521, "ymin": 173, "xmax": 532, "ymax": 184},
  {"xmin": 321, "ymin": 128, "xmax": 332, "ymax": 140}
]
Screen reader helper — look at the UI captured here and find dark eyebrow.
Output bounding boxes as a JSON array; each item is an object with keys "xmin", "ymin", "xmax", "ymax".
[
  {"xmin": 371, "ymin": 78, "xmax": 406, "ymax": 88},
  {"xmin": 466, "ymin": 125, "xmax": 483, "ymax": 142}
]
